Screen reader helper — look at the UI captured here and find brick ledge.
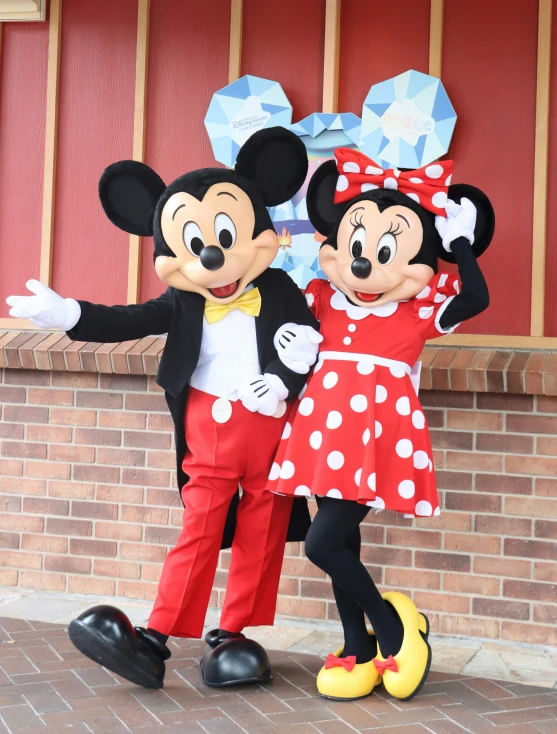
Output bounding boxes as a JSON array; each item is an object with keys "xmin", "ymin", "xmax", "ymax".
[{"xmin": 0, "ymin": 329, "xmax": 555, "ymax": 396}]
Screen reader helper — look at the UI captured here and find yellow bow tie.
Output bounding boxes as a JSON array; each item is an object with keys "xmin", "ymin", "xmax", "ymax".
[{"xmin": 204, "ymin": 287, "xmax": 262, "ymax": 325}]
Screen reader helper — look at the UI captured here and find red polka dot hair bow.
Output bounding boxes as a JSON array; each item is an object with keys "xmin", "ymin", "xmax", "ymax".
[{"xmin": 333, "ymin": 148, "xmax": 454, "ymax": 217}]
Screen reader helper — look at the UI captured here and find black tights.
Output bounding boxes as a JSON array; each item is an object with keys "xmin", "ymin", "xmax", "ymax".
[{"xmin": 305, "ymin": 497, "xmax": 404, "ymax": 664}]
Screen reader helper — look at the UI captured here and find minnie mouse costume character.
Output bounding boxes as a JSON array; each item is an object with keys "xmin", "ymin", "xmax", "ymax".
[
  {"xmin": 6, "ymin": 127, "xmax": 318, "ymax": 689},
  {"xmin": 270, "ymin": 148, "xmax": 495, "ymax": 701}
]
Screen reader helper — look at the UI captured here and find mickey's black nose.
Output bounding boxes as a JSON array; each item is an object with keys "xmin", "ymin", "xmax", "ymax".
[
  {"xmin": 200, "ymin": 246, "xmax": 225, "ymax": 271},
  {"xmin": 351, "ymin": 257, "xmax": 372, "ymax": 279}
]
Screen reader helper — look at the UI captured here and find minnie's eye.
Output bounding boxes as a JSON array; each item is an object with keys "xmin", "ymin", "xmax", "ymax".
[
  {"xmin": 183, "ymin": 222, "xmax": 204, "ymax": 257},
  {"xmin": 215, "ymin": 213, "xmax": 236, "ymax": 250},
  {"xmin": 349, "ymin": 226, "xmax": 366, "ymax": 259},
  {"xmin": 376, "ymin": 233, "xmax": 397, "ymax": 265}
]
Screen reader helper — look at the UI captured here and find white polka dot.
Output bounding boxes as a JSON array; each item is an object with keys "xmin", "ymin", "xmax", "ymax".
[
  {"xmin": 326, "ymin": 410, "xmax": 343, "ymax": 429},
  {"xmin": 413, "ymin": 450, "xmax": 429, "ymax": 469},
  {"xmin": 299, "ymin": 397, "xmax": 314, "ymax": 416},
  {"xmin": 454, "ymin": 280, "xmax": 460, "ymax": 294},
  {"xmin": 415, "ymin": 500, "xmax": 433, "ymax": 516},
  {"xmin": 412, "ymin": 410, "xmax": 425, "ymax": 429},
  {"xmin": 416, "ymin": 286, "xmax": 431, "ymax": 300},
  {"xmin": 398, "ymin": 480, "xmax": 416, "ymax": 499},
  {"xmin": 433, "ymin": 505, "xmax": 441, "ymax": 516},
  {"xmin": 432, "ymin": 191, "xmax": 448, "ymax": 209},
  {"xmin": 384, "ymin": 176, "xmax": 398, "ymax": 190},
  {"xmin": 336, "ymin": 174, "xmax": 349, "ymax": 192},
  {"xmin": 375, "ymin": 385, "xmax": 388, "ymax": 403},
  {"xmin": 429, "ymin": 459, "xmax": 433, "ymax": 472},
  {"xmin": 396, "ymin": 439, "xmax": 413, "ymax": 458},
  {"xmin": 365, "ymin": 165, "xmax": 384, "ymax": 175},
  {"xmin": 327, "ymin": 451, "xmax": 345, "ymax": 470},
  {"xmin": 281, "ymin": 422, "xmax": 292, "ymax": 440},
  {"xmin": 298, "ymin": 384, "xmax": 307, "ymax": 399},
  {"xmin": 367, "ymin": 495, "xmax": 385, "ymax": 509},
  {"xmin": 375, "ymin": 420, "xmax": 382, "ymax": 438},
  {"xmin": 438, "ymin": 274, "xmax": 448, "ymax": 287},
  {"xmin": 419, "ymin": 306, "xmax": 434, "ymax": 320},
  {"xmin": 305, "ymin": 292, "xmax": 314, "ymax": 307},
  {"xmin": 406, "ymin": 192, "xmax": 420, "ymax": 204},
  {"xmin": 390, "ymin": 364, "xmax": 406, "ymax": 378},
  {"xmin": 396, "ymin": 396, "xmax": 411, "ymax": 416},
  {"xmin": 362, "ymin": 428, "xmax": 371, "ymax": 445},
  {"xmin": 425, "ymin": 164, "xmax": 444, "ymax": 179},
  {"xmin": 326, "ymin": 489, "xmax": 343, "ymax": 499},
  {"xmin": 269, "ymin": 462, "xmax": 280, "ymax": 480},
  {"xmin": 280, "ymin": 461, "xmax": 295, "ymax": 479},
  {"xmin": 367, "ymin": 472, "xmax": 377, "ymax": 491},
  {"xmin": 314, "ymin": 360, "xmax": 323, "ymax": 373},
  {"xmin": 343, "ymin": 161, "xmax": 360, "ymax": 173},
  {"xmin": 355, "ymin": 468, "xmax": 362, "ymax": 487},
  {"xmin": 357, "ymin": 360, "xmax": 374, "ymax": 375},
  {"xmin": 309, "ymin": 431, "xmax": 322, "ymax": 449},
  {"xmin": 294, "ymin": 485, "xmax": 311, "ymax": 496},
  {"xmin": 445, "ymin": 174, "xmax": 452, "ymax": 186},
  {"xmin": 434, "ymin": 292, "xmax": 447, "ymax": 303},
  {"xmin": 361, "ymin": 183, "xmax": 379, "ymax": 192},
  {"xmin": 323, "ymin": 371, "xmax": 338, "ymax": 389},
  {"xmin": 343, "ymin": 337, "xmax": 352, "ymax": 345},
  {"xmin": 350, "ymin": 394, "xmax": 367, "ymax": 412},
  {"xmin": 394, "ymin": 169, "xmax": 401, "ymax": 178},
  {"xmin": 409, "ymin": 177, "xmax": 423, "ymax": 184},
  {"xmin": 348, "ymin": 323, "xmax": 356, "ymax": 332}
]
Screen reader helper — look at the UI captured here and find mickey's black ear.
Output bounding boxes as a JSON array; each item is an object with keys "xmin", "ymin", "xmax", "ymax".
[
  {"xmin": 306, "ymin": 160, "xmax": 345, "ymax": 237},
  {"xmin": 437, "ymin": 183, "xmax": 495, "ymax": 263},
  {"xmin": 99, "ymin": 160, "xmax": 167, "ymax": 237},
  {"xmin": 234, "ymin": 127, "xmax": 308, "ymax": 207}
]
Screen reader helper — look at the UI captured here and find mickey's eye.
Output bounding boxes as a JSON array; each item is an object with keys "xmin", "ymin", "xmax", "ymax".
[
  {"xmin": 215, "ymin": 213, "xmax": 236, "ymax": 250},
  {"xmin": 183, "ymin": 222, "xmax": 204, "ymax": 257},
  {"xmin": 376, "ymin": 233, "xmax": 397, "ymax": 265},
  {"xmin": 349, "ymin": 226, "xmax": 366, "ymax": 259}
]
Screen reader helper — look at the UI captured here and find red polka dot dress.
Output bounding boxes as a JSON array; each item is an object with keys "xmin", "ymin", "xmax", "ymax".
[{"xmin": 268, "ymin": 273, "xmax": 461, "ymax": 517}]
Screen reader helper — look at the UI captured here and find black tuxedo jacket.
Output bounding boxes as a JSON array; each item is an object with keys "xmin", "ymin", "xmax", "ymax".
[{"xmin": 68, "ymin": 267, "xmax": 319, "ymax": 548}]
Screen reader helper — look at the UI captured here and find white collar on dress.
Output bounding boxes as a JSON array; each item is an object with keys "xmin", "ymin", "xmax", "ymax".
[{"xmin": 329, "ymin": 284, "xmax": 399, "ymax": 319}]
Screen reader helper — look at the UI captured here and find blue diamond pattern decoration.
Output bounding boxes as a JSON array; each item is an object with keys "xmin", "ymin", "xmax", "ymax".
[
  {"xmin": 205, "ymin": 75, "xmax": 293, "ymax": 167},
  {"xmin": 360, "ymin": 70, "xmax": 456, "ymax": 169}
]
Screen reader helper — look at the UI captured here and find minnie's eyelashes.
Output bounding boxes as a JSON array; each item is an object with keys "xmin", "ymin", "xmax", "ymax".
[
  {"xmin": 386, "ymin": 222, "xmax": 403, "ymax": 238},
  {"xmin": 350, "ymin": 210, "xmax": 364, "ymax": 228}
]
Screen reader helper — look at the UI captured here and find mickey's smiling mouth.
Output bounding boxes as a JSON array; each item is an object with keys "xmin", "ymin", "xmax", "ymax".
[
  {"xmin": 209, "ymin": 280, "xmax": 240, "ymax": 299},
  {"xmin": 355, "ymin": 291, "xmax": 383, "ymax": 303}
]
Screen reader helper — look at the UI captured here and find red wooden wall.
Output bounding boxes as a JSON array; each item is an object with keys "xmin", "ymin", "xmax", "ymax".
[{"xmin": 0, "ymin": 0, "xmax": 554, "ymax": 340}]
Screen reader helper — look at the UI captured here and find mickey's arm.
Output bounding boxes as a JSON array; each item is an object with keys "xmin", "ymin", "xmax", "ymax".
[{"xmin": 438, "ymin": 237, "xmax": 489, "ymax": 330}]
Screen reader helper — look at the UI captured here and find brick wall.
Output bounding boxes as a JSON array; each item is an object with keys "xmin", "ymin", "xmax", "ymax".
[{"xmin": 0, "ymin": 352, "xmax": 556, "ymax": 646}]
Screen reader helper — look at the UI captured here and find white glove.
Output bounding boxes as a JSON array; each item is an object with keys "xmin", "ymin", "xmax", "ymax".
[
  {"xmin": 435, "ymin": 197, "xmax": 477, "ymax": 252},
  {"xmin": 6, "ymin": 280, "xmax": 81, "ymax": 331},
  {"xmin": 274, "ymin": 322, "xmax": 323, "ymax": 375},
  {"xmin": 237, "ymin": 373, "xmax": 288, "ymax": 417}
]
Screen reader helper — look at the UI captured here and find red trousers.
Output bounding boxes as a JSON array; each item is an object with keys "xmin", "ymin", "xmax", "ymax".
[{"xmin": 148, "ymin": 388, "xmax": 293, "ymax": 639}]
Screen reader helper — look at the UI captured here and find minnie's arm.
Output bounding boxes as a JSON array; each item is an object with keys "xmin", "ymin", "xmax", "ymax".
[{"xmin": 438, "ymin": 237, "xmax": 489, "ymax": 330}]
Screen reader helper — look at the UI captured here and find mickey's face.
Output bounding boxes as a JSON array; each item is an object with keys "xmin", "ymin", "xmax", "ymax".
[
  {"xmin": 156, "ymin": 182, "xmax": 278, "ymax": 303},
  {"xmin": 320, "ymin": 200, "xmax": 434, "ymax": 307}
]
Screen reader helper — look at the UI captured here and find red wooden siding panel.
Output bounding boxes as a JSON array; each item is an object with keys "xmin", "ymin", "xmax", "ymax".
[
  {"xmin": 545, "ymin": 1, "xmax": 557, "ymax": 336},
  {"xmin": 442, "ymin": 0, "xmax": 538, "ymax": 336},
  {"xmin": 0, "ymin": 24, "xmax": 48, "ymax": 317},
  {"xmin": 51, "ymin": 0, "xmax": 137, "ymax": 306},
  {"xmin": 338, "ymin": 0, "xmax": 430, "ymax": 115},
  {"xmin": 140, "ymin": 0, "xmax": 231, "ymax": 302}
]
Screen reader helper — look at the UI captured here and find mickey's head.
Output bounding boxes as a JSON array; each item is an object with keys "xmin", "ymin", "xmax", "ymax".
[
  {"xmin": 98, "ymin": 127, "xmax": 307, "ymax": 303},
  {"xmin": 307, "ymin": 150, "xmax": 494, "ymax": 308}
]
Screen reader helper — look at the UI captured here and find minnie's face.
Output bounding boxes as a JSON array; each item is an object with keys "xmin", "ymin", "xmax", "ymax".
[{"xmin": 319, "ymin": 200, "xmax": 434, "ymax": 307}]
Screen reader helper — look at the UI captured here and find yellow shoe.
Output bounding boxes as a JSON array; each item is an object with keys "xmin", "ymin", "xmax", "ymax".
[
  {"xmin": 317, "ymin": 631, "xmax": 381, "ymax": 701},
  {"xmin": 373, "ymin": 592, "xmax": 432, "ymax": 701}
]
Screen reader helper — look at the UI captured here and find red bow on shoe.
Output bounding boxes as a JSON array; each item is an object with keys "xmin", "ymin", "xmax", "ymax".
[
  {"xmin": 333, "ymin": 148, "xmax": 453, "ymax": 217},
  {"xmin": 373, "ymin": 655, "xmax": 399, "ymax": 675},
  {"xmin": 324, "ymin": 654, "xmax": 357, "ymax": 672}
]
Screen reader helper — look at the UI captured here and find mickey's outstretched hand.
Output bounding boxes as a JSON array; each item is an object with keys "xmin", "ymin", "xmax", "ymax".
[
  {"xmin": 274, "ymin": 323, "xmax": 323, "ymax": 375},
  {"xmin": 6, "ymin": 280, "xmax": 81, "ymax": 331}
]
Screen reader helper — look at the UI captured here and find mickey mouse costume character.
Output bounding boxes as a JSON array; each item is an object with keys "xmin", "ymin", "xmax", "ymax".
[
  {"xmin": 270, "ymin": 148, "xmax": 495, "ymax": 701},
  {"xmin": 6, "ymin": 127, "xmax": 319, "ymax": 689}
]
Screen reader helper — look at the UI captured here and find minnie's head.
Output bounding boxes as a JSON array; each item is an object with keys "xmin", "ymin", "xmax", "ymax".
[{"xmin": 307, "ymin": 149, "xmax": 494, "ymax": 308}]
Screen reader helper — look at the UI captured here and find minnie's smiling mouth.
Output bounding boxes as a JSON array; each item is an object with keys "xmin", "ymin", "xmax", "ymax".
[{"xmin": 355, "ymin": 291, "xmax": 383, "ymax": 303}]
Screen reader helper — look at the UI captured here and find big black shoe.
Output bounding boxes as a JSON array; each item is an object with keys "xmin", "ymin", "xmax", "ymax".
[
  {"xmin": 200, "ymin": 628, "xmax": 271, "ymax": 687},
  {"xmin": 68, "ymin": 605, "xmax": 170, "ymax": 689}
]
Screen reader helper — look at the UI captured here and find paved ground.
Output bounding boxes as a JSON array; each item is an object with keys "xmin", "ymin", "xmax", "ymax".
[{"xmin": 1, "ymin": 618, "xmax": 557, "ymax": 733}]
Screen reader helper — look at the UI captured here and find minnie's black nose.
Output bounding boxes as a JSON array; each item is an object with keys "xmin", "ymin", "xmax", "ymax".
[
  {"xmin": 200, "ymin": 246, "xmax": 225, "ymax": 271},
  {"xmin": 351, "ymin": 257, "xmax": 372, "ymax": 279}
]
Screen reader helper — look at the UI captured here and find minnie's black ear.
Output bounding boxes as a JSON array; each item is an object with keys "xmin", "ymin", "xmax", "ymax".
[
  {"xmin": 234, "ymin": 127, "xmax": 308, "ymax": 207},
  {"xmin": 306, "ymin": 160, "xmax": 346, "ymax": 237},
  {"xmin": 437, "ymin": 183, "xmax": 495, "ymax": 263},
  {"xmin": 99, "ymin": 160, "xmax": 167, "ymax": 237}
]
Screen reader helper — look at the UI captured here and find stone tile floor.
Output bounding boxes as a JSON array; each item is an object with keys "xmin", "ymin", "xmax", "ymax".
[{"xmin": 1, "ymin": 616, "xmax": 557, "ymax": 733}]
